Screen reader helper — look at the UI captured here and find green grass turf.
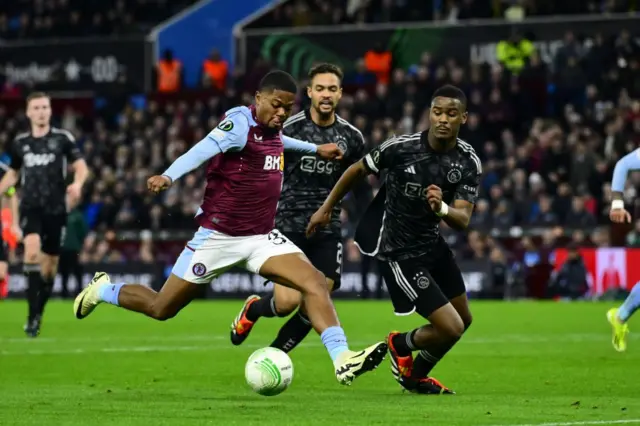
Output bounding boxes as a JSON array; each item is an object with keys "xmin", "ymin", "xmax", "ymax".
[{"xmin": 1, "ymin": 300, "xmax": 639, "ymax": 426}]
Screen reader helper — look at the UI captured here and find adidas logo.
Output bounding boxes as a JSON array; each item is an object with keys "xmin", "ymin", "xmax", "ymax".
[{"xmin": 405, "ymin": 165, "xmax": 416, "ymax": 174}]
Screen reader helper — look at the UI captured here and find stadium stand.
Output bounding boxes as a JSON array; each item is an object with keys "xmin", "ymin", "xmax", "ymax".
[
  {"xmin": 0, "ymin": 0, "xmax": 198, "ymax": 39},
  {"xmin": 2, "ymin": 26, "xmax": 639, "ymax": 272},
  {"xmin": 246, "ymin": 0, "xmax": 638, "ymax": 28},
  {"xmin": 0, "ymin": 2, "xmax": 639, "ymax": 300}
]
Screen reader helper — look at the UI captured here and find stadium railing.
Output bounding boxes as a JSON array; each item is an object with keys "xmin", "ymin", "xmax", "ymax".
[{"xmin": 235, "ymin": 12, "xmax": 640, "ymax": 78}]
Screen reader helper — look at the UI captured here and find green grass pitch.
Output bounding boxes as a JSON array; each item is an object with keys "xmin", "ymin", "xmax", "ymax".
[{"xmin": 1, "ymin": 300, "xmax": 639, "ymax": 426}]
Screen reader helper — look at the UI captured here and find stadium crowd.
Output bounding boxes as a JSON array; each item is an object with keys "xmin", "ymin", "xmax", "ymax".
[
  {"xmin": 0, "ymin": 1, "xmax": 639, "ymax": 300},
  {"xmin": 249, "ymin": 0, "xmax": 638, "ymax": 28},
  {"xmin": 1, "ymin": 28, "xmax": 639, "ymax": 268},
  {"xmin": 0, "ymin": 0, "xmax": 197, "ymax": 39}
]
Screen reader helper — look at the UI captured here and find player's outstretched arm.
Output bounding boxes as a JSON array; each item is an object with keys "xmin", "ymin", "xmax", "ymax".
[
  {"xmin": 281, "ymin": 135, "xmax": 343, "ymax": 160},
  {"xmin": 307, "ymin": 159, "xmax": 369, "ymax": 236},
  {"xmin": 610, "ymin": 150, "xmax": 639, "ymax": 223},
  {"xmin": 149, "ymin": 114, "xmax": 249, "ymax": 193}
]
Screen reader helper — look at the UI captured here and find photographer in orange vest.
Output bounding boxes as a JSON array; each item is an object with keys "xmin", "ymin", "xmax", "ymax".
[{"xmin": 156, "ymin": 49, "xmax": 183, "ymax": 93}]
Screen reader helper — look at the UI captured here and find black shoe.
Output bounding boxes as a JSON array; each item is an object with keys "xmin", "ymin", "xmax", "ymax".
[
  {"xmin": 410, "ymin": 377, "xmax": 455, "ymax": 395},
  {"xmin": 25, "ymin": 315, "xmax": 41, "ymax": 338}
]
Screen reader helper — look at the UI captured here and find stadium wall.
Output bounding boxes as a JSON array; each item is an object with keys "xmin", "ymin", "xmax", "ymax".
[{"xmin": 149, "ymin": 0, "xmax": 279, "ymax": 87}]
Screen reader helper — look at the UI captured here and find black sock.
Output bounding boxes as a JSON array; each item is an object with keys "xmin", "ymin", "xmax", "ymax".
[
  {"xmin": 24, "ymin": 264, "xmax": 42, "ymax": 321},
  {"xmin": 36, "ymin": 276, "xmax": 54, "ymax": 317},
  {"xmin": 245, "ymin": 295, "xmax": 277, "ymax": 322},
  {"xmin": 391, "ymin": 329, "xmax": 418, "ymax": 357},
  {"xmin": 270, "ymin": 310, "xmax": 312, "ymax": 353},
  {"xmin": 411, "ymin": 349, "xmax": 441, "ymax": 378}
]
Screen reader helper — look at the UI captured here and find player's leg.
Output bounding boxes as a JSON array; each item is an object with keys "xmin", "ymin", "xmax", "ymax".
[
  {"xmin": 412, "ymin": 256, "xmax": 471, "ymax": 381},
  {"xmin": 246, "ymin": 231, "xmax": 386, "ymax": 385},
  {"xmin": 20, "ymin": 209, "xmax": 44, "ymax": 336},
  {"xmin": 58, "ymin": 250, "xmax": 71, "ymax": 299},
  {"xmin": 0, "ymin": 241, "xmax": 7, "ymax": 299},
  {"xmin": 34, "ymin": 213, "xmax": 68, "ymax": 329},
  {"xmin": 269, "ymin": 237, "xmax": 343, "ymax": 352},
  {"xmin": 269, "ymin": 278, "xmax": 335, "ymax": 352},
  {"xmin": 74, "ymin": 271, "xmax": 199, "ymax": 320},
  {"xmin": 73, "ymin": 227, "xmax": 219, "ymax": 321},
  {"xmin": 230, "ymin": 282, "xmax": 302, "ymax": 345},
  {"xmin": 379, "ymin": 258, "xmax": 459, "ymax": 394},
  {"xmin": 607, "ymin": 281, "xmax": 640, "ymax": 351},
  {"xmin": 230, "ymin": 233, "xmax": 339, "ymax": 350}
]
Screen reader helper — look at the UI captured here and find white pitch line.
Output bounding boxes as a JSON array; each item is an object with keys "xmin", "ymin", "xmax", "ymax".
[
  {"xmin": 1, "ymin": 332, "xmax": 637, "ymax": 356},
  {"xmin": 492, "ymin": 420, "xmax": 640, "ymax": 426},
  {"xmin": 0, "ymin": 333, "xmax": 631, "ymax": 345}
]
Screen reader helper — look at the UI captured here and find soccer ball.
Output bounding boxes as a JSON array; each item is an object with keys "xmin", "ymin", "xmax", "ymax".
[{"xmin": 245, "ymin": 347, "xmax": 294, "ymax": 396}]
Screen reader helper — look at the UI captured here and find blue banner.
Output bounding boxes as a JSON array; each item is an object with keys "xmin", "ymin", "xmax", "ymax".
[{"xmin": 155, "ymin": 0, "xmax": 276, "ymax": 87}]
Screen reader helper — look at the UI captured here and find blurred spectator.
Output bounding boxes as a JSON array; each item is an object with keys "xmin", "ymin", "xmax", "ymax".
[
  {"xmin": 547, "ymin": 244, "xmax": 589, "ymax": 299},
  {"xmin": 364, "ymin": 43, "xmax": 392, "ymax": 85},
  {"xmin": 155, "ymin": 49, "xmax": 183, "ymax": 93},
  {"xmin": 59, "ymin": 206, "xmax": 88, "ymax": 299},
  {"xmin": 201, "ymin": 49, "xmax": 229, "ymax": 91},
  {"xmin": 496, "ymin": 31, "xmax": 535, "ymax": 75},
  {"xmin": 626, "ymin": 220, "xmax": 640, "ymax": 247}
]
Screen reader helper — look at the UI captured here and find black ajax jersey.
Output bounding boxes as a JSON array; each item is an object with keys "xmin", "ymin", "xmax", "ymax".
[
  {"xmin": 355, "ymin": 131, "xmax": 482, "ymax": 262},
  {"xmin": 275, "ymin": 110, "xmax": 365, "ymax": 235},
  {"xmin": 9, "ymin": 127, "xmax": 82, "ymax": 214}
]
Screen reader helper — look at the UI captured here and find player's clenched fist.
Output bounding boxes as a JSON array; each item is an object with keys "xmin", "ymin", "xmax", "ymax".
[
  {"xmin": 610, "ymin": 208, "xmax": 632, "ymax": 224},
  {"xmin": 306, "ymin": 205, "xmax": 332, "ymax": 237},
  {"xmin": 317, "ymin": 143, "xmax": 344, "ymax": 161},
  {"xmin": 147, "ymin": 175, "xmax": 172, "ymax": 193},
  {"xmin": 426, "ymin": 184, "xmax": 443, "ymax": 212}
]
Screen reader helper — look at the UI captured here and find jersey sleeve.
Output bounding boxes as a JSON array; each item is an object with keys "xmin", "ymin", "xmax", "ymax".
[
  {"xmin": 206, "ymin": 113, "xmax": 250, "ymax": 153},
  {"xmin": 612, "ymin": 149, "xmax": 640, "ymax": 192},
  {"xmin": 363, "ymin": 138, "xmax": 396, "ymax": 175},
  {"xmin": 7, "ymin": 138, "xmax": 22, "ymax": 170},
  {"xmin": 62, "ymin": 131, "xmax": 83, "ymax": 162},
  {"xmin": 454, "ymin": 159, "xmax": 482, "ymax": 204},
  {"xmin": 347, "ymin": 128, "xmax": 366, "ymax": 166}
]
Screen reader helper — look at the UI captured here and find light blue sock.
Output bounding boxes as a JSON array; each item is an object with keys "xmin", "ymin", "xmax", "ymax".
[
  {"xmin": 98, "ymin": 282, "xmax": 124, "ymax": 306},
  {"xmin": 618, "ymin": 282, "xmax": 640, "ymax": 322},
  {"xmin": 320, "ymin": 326, "xmax": 349, "ymax": 362}
]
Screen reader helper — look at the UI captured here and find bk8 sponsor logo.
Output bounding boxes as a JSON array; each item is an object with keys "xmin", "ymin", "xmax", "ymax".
[{"xmin": 263, "ymin": 155, "xmax": 284, "ymax": 171}]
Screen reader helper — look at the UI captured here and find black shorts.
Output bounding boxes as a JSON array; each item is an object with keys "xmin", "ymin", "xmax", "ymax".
[
  {"xmin": 284, "ymin": 231, "xmax": 343, "ymax": 290},
  {"xmin": 20, "ymin": 208, "xmax": 67, "ymax": 256},
  {"xmin": 379, "ymin": 247, "xmax": 466, "ymax": 318}
]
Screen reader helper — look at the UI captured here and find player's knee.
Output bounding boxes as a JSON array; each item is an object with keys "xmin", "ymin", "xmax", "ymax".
[
  {"xmin": 299, "ymin": 269, "xmax": 329, "ymax": 296},
  {"xmin": 24, "ymin": 248, "xmax": 39, "ymax": 264},
  {"xmin": 437, "ymin": 314, "xmax": 465, "ymax": 342},
  {"xmin": 149, "ymin": 303, "xmax": 178, "ymax": 321},
  {"xmin": 462, "ymin": 312, "xmax": 472, "ymax": 331},
  {"xmin": 274, "ymin": 296, "xmax": 300, "ymax": 317}
]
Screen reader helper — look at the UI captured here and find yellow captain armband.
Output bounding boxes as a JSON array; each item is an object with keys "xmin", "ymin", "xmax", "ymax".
[{"xmin": 5, "ymin": 186, "xmax": 16, "ymax": 197}]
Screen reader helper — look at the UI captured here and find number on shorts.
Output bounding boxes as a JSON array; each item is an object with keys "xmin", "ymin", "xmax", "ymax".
[
  {"xmin": 336, "ymin": 242, "xmax": 343, "ymax": 274},
  {"xmin": 268, "ymin": 230, "xmax": 288, "ymax": 245}
]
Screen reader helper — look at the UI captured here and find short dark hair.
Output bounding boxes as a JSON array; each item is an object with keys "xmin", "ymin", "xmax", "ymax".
[
  {"xmin": 308, "ymin": 63, "xmax": 343, "ymax": 83},
  {"xmin": 258, "ymin": 70, "xmax": 298, "ymax": 94},
  {"xmin": 26, "ymin": 91, "xmax": 50, "ymax": 106},
  {"xmin": 431, "ymin": 85, "xmax": 467, "ymax": 109}
]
